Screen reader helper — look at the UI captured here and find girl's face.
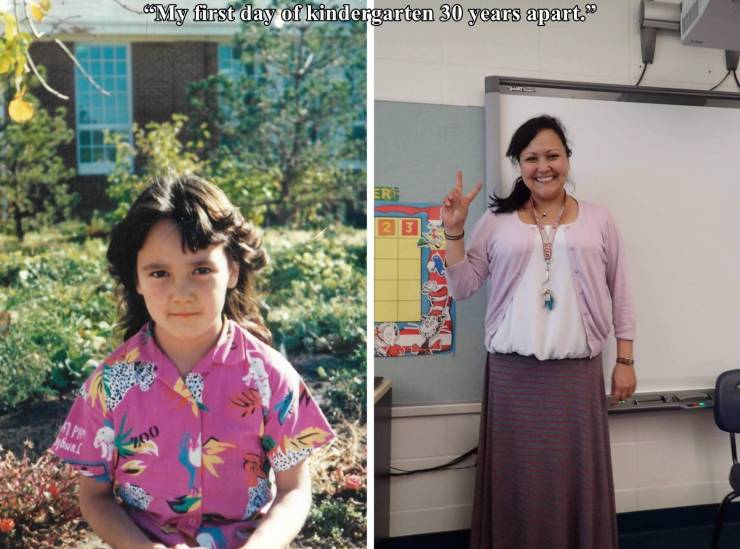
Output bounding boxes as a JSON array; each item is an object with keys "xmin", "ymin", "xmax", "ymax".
[
  {"xmin": 518, "ymin": 129, "xmax": 570, "ymax": 204},
  {"xmin": 136, "ymin": 219, "xmax": 238, "ymax": 350}
]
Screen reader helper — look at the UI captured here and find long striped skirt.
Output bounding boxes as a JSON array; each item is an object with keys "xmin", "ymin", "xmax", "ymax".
[{"xmin": 469, "ymin": 352, "xmax": 618, "ymax": 549}]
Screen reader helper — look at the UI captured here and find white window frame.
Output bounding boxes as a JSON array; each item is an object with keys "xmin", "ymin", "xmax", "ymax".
[{"xmin": 74, "ymin": 43, "xmax": 133, "ymax": 176}]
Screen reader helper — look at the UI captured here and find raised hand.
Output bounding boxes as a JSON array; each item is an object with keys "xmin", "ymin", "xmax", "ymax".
[{"xmin": 441, "ymin": 170, "xmax": 483, "ymax": 235}]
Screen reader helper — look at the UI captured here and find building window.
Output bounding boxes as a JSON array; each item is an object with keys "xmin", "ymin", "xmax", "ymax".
[
  {"xmin": 74, "ymin": 44, "xmax": 132, "ymax": 175},
  {"xmin": 218, "ymin": 44, "xmax": 243, "ymax": 78}
]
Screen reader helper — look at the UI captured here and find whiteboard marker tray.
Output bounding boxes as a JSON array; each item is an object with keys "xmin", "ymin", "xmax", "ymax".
[{"xmin": 608, "ymin": 389, "xmax": 714, "ymax": 413}]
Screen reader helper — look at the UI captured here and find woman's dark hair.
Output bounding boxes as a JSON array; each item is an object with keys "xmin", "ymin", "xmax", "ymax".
[
  {"xmin": 489, "ymin": 115, "xmax": 573, "ymax": 214},
  {"xmin": 107, "ymin": 174, "xmax": 271, "ymax": 344}
]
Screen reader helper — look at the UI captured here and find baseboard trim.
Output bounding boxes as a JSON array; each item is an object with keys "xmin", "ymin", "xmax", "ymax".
[
  {"xmin": 376, "ymin": 503, "xmax": 740, "ymax": 548},
  {"xmin": 392, "ymin": 402, "xmax": 480, "ymax": 418}
]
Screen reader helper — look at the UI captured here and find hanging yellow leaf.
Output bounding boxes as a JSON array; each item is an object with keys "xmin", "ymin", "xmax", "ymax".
[
  {"xmin": 29, "ymin": 0, "xmax": 51, "ymax": 22},
  {"xmin": 14, "ymin": 51, "xmax": 26, "ymax": 77},
  {"xmin": 9, "ymin": 93, "xmax": 34, "ymax": 123},
  {"xmin": 1, "ymin": 12, "xmax": 18, "ymax": 41},
  {"xmin": 0, "ymin": 52, "xmax": 12, "ymax": 75},
  {"xmin": 282, "ymin": 427, "xmax": 332, "ymax": 453}
]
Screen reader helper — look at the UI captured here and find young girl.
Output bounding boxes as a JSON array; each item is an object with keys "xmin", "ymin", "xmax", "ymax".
[{"xmin": 51, "ymin": 175, "xmax": 335, "ymax": 549}]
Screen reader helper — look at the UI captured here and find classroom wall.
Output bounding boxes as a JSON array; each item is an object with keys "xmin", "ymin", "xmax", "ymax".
[
  {"xmin": 388, "ymin": 405, "xmax": 731, "ymax": 537},
  {"xmin": 376, "ymin": 0, "xmax": 736, "ymax": 106},
  {"xmin": 374, "ymin": 0, "xmax": 736, "ymax": 537}
]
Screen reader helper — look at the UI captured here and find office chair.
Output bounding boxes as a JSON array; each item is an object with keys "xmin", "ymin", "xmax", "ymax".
[{"xmin": 710, "ymin": 369, "xmax": 740, "ymax": 549}]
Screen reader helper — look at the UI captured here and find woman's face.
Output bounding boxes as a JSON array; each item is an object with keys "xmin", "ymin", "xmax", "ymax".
[{"xmin": 518, "ymin": 128, "xmax": 570, "ymax": 204}]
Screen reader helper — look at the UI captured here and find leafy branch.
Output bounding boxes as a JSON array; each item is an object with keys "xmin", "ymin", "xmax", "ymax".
[{"xmin": 0, "ymin": 0, "xmax": 109, "ymax": 122}]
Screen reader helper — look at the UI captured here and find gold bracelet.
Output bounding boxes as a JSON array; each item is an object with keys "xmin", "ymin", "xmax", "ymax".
[{"xmin": 616, "ymin": 357, "xmax": 634, "ymax": 366}]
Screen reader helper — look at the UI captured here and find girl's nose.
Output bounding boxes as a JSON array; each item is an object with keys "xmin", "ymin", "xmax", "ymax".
[{"xmin": 172, "ymin": 278, "xmax": 194, "ymax": 301}]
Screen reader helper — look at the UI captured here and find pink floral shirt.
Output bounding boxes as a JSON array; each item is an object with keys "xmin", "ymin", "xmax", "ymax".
[{"xmin": 51, "ymin": 320, "xmax": 335, "ymax": 548}]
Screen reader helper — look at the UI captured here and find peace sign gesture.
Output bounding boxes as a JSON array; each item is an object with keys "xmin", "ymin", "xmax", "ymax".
[{"xmin": 441, "ymin": 170, "xmax": 483, "ymax": 234}]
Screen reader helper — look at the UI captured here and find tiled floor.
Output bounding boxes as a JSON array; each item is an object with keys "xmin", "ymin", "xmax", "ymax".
[
  {"xmin": 378, "ymin": 527, "xmax": 740, "ymax": 548},
  {"xmin": 620, "ymin": 524, "xmax": 740, "ymax": 549}
]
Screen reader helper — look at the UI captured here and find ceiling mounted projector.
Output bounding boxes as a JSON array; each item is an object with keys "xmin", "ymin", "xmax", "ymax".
[{"xmin": 680, "ymin": 0, "xmax": 740, "ymax": 50}]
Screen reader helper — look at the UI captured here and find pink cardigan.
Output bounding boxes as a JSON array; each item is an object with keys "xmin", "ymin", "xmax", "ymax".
[{"xmin": 446, "ymin": 201, "xmax": 635, "ymax": 357}]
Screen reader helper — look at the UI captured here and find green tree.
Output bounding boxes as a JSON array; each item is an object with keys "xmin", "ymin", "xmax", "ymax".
[
  {"xmin": 0, "ymin": 91, "xmax": 74, "ymax": 240},
  {"xmin": 104, "ymin": 114, "xmax": 203, "ymax": 224},
  {"xmin": 188, "ymin": 18, "xmax": 366, "ymax": 227},
  {"xmin": 104, "ymin": 114, "xmax": 275, "ymax": 227}
]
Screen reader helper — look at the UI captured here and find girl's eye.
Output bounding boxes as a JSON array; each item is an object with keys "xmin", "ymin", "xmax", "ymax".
[
  {"xmin": 524, "ymin": 157, "xmax": 537, "ymax": 163},
  {"xmin": 548, "ymin": 154, "xmax": 559, "ymax": 160},
  {"xmin": 150, "ymin": 271, "xmax": 167, "ymax": 279},
  {"xmin": 194, "ymin": 267, "xmax": 212, "ymax": 275}
]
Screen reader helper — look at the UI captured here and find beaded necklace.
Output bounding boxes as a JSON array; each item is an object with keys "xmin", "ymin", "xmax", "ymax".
[{"xmin": 531, "ymin": 193, "xmax": 567, "ymax": 310}]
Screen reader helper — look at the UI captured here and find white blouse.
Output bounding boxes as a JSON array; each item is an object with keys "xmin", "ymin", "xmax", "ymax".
[{"xmin": 489, "ymin": 225, "xmax": 591, "ymax": 360}]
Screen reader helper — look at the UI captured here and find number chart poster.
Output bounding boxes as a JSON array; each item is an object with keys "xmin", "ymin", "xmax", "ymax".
[{"xmin": 374, "ymin": 202, "xmax": 455, "ymax": 357}]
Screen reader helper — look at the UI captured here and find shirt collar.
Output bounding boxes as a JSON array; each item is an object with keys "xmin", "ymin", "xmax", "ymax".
[{"xmin": 135, "ymin": 318, "xmax": 241, "ymax": 374}]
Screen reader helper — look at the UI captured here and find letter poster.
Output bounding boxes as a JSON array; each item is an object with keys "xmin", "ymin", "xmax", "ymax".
[{"xmin": 374, "ymin": 202, "xmax": 455, "ymax": 357}]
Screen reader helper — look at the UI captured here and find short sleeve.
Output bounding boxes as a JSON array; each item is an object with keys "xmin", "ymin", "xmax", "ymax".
[
  {"xmin": 261, "ymin": 353, "xmax": 336, "ymax": 472},
  {"xmin": 50, "ymin": 367, "xmax": 115, "ymax": 483}
]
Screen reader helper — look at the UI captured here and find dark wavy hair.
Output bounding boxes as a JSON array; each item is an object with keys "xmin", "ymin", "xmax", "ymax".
[
  {"xmin": 489, "ymin": 115, "xmax": 573, "ymax": 214},
  {"xmin": 107, "ymin": 174, "xmax": 271, "ymax": 344}
]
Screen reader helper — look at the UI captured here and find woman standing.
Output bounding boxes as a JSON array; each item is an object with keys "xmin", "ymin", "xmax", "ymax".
[{"xmin": 442, "ymin": 115, "xmax": 636, "ymax": 549}]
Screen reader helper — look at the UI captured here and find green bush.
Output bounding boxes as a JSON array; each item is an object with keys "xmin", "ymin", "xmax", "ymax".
[
  {"xmin": 0, "ymin": 238, "xmax": 115, "ymax": 411},
  {"xmin": 301, "ymin": 494, "xmax": 366, "ymax": 548},
  {"xmin": 262, "ymin": 227, "xmax": 366, "ymax": 356},
  {"xmin": 0, "ymin": 228, "xmax": 365, "ymax": 412},
  {"xmin": 323, "ymin": 368, "xmax": 366, "ymax": 424}
]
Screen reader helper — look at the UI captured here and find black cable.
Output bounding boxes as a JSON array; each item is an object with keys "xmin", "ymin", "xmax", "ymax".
[
  {"xmin": 734, "ymin": 70, "xmax": 740, "ymax": 90},
  {"xmin": 392, "ymin": 464, "xmax": 477, "ymax": 474},
  {"xmin": 710, "ymin": 70, "xmax": 731, "ymax": 91},
  {"xmin": 635, "ymin": 64, "xmax": 649, "ymax": 87},
  {"xmin": 385, "ymin": 447, "xmax": 478, "ymax": 477}
]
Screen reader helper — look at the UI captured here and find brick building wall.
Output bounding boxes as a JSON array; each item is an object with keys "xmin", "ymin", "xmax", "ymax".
[
  {"xmin": 131, "ymin": 42, "xmax": 218, "ymax": 123},
  {"xmin": 29, "ymin": 40, "xmax": 219, "ymax": 217}
]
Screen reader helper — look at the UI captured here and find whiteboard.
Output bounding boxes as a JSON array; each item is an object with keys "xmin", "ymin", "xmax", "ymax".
[{"xmin": 485, "ymin": 77, "xmax": 740, "ymax": 393}]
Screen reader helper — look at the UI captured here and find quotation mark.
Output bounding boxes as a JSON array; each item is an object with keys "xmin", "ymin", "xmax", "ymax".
[
  {"xmin": 143, "ymin": 4, "xmax": 153, "ymax": 14},
  {"xmin": 585, "ymin": 4, "xmax": 597, "ymax": 14}
]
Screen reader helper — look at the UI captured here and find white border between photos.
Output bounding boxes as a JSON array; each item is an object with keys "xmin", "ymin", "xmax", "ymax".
[{"xmin": 365, "ymin": 3, "xmax": 375, "ymax": 547}]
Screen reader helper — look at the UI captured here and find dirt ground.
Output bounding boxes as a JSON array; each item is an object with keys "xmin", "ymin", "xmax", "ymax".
[{"xmin": 0, "ymin": 397, "xmax": 71, "ymax": 460}]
